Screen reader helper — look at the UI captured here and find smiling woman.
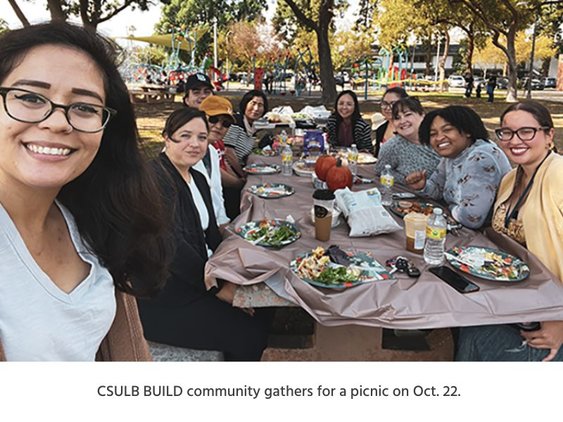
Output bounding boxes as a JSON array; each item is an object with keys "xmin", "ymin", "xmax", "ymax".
[
  {"xmin": 405, "ymin": 105, "xmax": 512, "ymax": 229},
  {"xmin": 137, "ymin": 108, "xmax": 274, "ymax": 361},
  {"xmin": 374, "ymin": 97, "xmax": 440, "ymax": 184},
  {"xmin": 0, "ymin": 23, "xmax": 171, "ymax": 361}
]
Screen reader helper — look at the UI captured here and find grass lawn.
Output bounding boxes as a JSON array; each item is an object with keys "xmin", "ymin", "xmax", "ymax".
[{"xmin": 134, "ymin": 90, "xmax": 563, "ymax": 157}]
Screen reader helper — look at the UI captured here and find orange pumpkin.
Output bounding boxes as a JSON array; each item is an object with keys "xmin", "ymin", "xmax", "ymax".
[
  {"xmin": 326, "ymin": 159, "xmax": 353, "ymax": 191},
  {"xmin": 314, "ymin": 154, "xmax": 337, "ymax": 181}
]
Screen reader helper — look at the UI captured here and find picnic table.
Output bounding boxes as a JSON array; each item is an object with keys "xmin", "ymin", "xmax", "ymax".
[
  {"xmin": 204, "ymin": 153, "xmax": 563, "ymax": 360},
  {"xmin": 128, "ymin": 84, "xmax": 176, "ymax": 103}
]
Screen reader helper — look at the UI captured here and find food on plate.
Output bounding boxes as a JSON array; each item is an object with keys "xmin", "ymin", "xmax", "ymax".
[
  {"xmin": 393, "ymin": 200, "xmax": 436, "ymax": 216},
  {"xmin": 357, "ymin": 152, "xmax": 377, "ymax": 165},
  {"xmin": 292, "ymin": 246, "xmax": 391, "ymax": 288},
  {"xmin": 250, "ymin": 183, "xmax": 294, "ymax": 198},
  {"xmin": 243, "ymin": 164, "xmax": 281, "ymax": 174},
  {"xmin": 292, "ymin": 160, "xmax": 316, "ymax": 176},
  {"xmin": 446, "ymin": 246, "xmax": 530, "ymax": 281},
  {"xmin": 237, "ymin": 219, "xmax": 300, "ymax": 247},
  {"xmin": 252, "ymin": 147, "xmax": 277, "ymax": 157}
]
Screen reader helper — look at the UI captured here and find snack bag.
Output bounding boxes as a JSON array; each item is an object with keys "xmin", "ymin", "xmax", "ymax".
[{"xmin": 334, "ymin": 187, "xmax": 401, "ymax": 237}]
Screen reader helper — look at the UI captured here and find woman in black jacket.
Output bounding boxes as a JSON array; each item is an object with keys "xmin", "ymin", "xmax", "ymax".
[{"xmin": 137, "ymin": 108, "xmax": 273, "ymax": 361}]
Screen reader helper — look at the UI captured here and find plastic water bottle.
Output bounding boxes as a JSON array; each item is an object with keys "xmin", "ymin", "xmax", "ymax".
[
  {"xmin": 424, "ymin": 208, "xmax": 447, "ymax": 265},
  {"xmin": 347, "ymin": 144, "xmax": 358, "ymax": 176},
  {"xmin": 281, "ymin": 144, "xmax": 293, "ymax": 176},
  {"xmin": 380, "ymin": 164, "xmax": 394, "ymax": 206},
  {"xmin": 279, "ymin": 129, "xmax": 288, "ymax": 146}
]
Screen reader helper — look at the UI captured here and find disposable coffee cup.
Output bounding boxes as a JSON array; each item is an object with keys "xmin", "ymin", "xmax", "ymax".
[
  {"xmin": 313, "ymin": 190, "xmax": 334, "ymax": 241},
  {"xmin": 403, "ymin": 212, "xmax": 428, "ymax": 254}
]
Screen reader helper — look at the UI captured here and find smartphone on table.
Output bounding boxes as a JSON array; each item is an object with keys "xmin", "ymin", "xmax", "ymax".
[{"xmin": 429, "ymin": 266, "xmax": 480, "ymax": 294}]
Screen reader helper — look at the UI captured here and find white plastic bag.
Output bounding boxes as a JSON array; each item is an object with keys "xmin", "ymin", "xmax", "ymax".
[{"xmin": 334, "ymin": 187, "xmax": 401, "ymax": 237}]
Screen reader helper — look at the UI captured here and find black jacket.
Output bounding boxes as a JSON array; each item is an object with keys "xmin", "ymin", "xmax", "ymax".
[{"xmin": 142, "ymin": 153, "xmax": 222, "ymax": 306}]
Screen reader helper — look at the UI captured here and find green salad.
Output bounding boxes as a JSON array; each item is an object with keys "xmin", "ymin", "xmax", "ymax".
[{"xmin": 247, "ymin": 223, "xmax": 296, "ymax": 246}]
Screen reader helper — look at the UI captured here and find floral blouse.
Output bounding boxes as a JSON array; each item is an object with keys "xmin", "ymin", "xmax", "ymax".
[{"xmin": 421, "ymin": 139, "xmax": 512, "ymax": 229}]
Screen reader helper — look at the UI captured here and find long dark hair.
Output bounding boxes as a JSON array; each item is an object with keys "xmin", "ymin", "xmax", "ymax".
[
  {"xmin": 332, "ymin": 89, "xmax": 363, "ymax": 126},
  {"xmin": 0, "ymin": 23, "xmax": 170, "ymax": 296},
  {"xmin": 419, "ymin": 105, "xmax": 490, "ymax": 146},
  {"xmin": 239, "ymin": 89, "xmax": 269, "ymax": 116}
]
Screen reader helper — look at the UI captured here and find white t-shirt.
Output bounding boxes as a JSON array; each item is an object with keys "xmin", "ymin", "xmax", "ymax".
[
  {"xmin": 0, "ymin": 202, "xmax": 116, "ymax": 361},
  {"xmin": 186, "ymin": 177, "xmax": 214, "ymax": 258},
  {"xmin": 193, "ymin": 145, "xmax": 230, "ymax": 225}
]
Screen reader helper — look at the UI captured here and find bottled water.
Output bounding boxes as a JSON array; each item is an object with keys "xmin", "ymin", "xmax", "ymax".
[
  {"xmin": 347, "ymin": 144, "xmax": 358, "ymax": 176},
  {"xmin": 379, "ymin": 164, "xmax": 394, "ymax": 206},
  {"xmin": 281, "ymin": 144, "xmax": 293, "ymax": 176},
  {"xmin": 424, "ymin": 208, "xmax": 447, "ymax": 265}
]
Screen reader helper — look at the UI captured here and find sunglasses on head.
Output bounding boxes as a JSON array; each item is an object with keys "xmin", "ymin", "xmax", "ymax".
[{"xmin": 208, "ymin": 115, "xmax": 233, "ymax": 128}]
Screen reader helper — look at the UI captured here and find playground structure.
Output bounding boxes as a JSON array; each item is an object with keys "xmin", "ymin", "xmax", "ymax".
[
  {"xmin": 350, "ymin": 45, "xmax": 447, "ymax": 97},
  {"xmin": 120, "ymin": 27, "xmax": 227, "ymax": 91}
]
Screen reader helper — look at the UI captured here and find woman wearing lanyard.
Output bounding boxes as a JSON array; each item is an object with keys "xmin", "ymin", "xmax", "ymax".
[{"xmin": 457, "ymin": 101, "xmax": 563, "ymax": 361}]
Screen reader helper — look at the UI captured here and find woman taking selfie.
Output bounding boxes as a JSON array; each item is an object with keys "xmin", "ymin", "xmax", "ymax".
[
  {"xmin": 406, "ymin": 105, "xmax": 511, "ymax": 229},
  {"xmin": 137, "ymin": 108, "xmax": 273, "ymax": 361},
  {"xmin": 326, "ymin": 90, "xmax": 372, "ymax": 151},
  {"xmin": 0, "ymin": 23, "xmax": 169, "ymax": 361},
  {"xmin": 457, "ymin": 101, "xmax": 563, "ymax": 361}
]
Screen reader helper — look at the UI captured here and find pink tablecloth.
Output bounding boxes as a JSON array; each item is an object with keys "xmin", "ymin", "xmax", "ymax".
[{"xmin": 205, "ymin": 154, "xmax": 563, "ymax": 329}]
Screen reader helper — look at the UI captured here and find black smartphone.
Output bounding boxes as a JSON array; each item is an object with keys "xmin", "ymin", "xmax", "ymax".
[{"xmin": 429, "ymin": 266, "xmax": 480, "ymax": 294}]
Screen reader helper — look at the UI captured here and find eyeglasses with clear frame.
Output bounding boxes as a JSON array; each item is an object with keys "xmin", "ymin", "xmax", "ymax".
[
  {"xmin": 0, "ymin": 87, "xmax": 116, "ymax": 133},
  {"xmin": 495, "ymin": 126, "xmax": 549, "ymax": 142}
]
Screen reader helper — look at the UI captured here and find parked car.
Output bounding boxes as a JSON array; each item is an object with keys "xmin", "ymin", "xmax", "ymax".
[
  {"xmin": 542, "ymin": 77, "xmax": 557, "ymax": 89},
  {"xmin": 496, "ymin": 77, "xmax": 509, "ymax": 89},
  {"xmin": 447, "ymin": 75, "xmax": 465, "ymax": 88},
  {"xmin": 473, "ymin": 77, "xmax": 485, "ymax": 89},
  {"xmin": 520, "ymin": 77, "xmax": 544, "ymax": 90}
]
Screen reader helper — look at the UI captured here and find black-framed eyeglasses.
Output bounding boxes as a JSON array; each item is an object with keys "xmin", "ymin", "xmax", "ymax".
[
  {"xmin": 208, "ymin": 115, "xmax": 233, "ymax": 128},
  {"xmin": 495, "ymin": 126, "xmax": 549, "ymax": 142},
  {"xmin": 0, "ymin": 87, "xmax": 116, "ymax": 133},
  {"xmin": 380, "ymin": 100, "xmax": 398, "ymax": 110}
]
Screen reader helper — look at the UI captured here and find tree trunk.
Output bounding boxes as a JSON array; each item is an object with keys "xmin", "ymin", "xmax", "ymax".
[
  {"xmin": 47, "ymin": 0, "xmax": 67, "ymax": 22},
  {"xmin": 465, "ymin": 34, "xmax": 474, "ymax": 74},
  {"xmin": 316, "ymin": 23, "xmax": 337, "ymax": 105},
  {"xmin": 505, "ymin": 37, "xmax": 518, "ymax": 102},
  {"xmin": 439, "ymin": 32, "xmax": 450, "ymax": 92}
]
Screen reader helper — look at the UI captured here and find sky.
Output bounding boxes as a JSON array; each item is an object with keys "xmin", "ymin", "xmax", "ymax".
[{"xmin": 1, "ymin": 0, "xmax": 359, "ymax": 37}]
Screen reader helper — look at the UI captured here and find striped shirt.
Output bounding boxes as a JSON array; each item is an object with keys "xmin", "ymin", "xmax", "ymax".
[
  {"xmin": 223, "ymin": 114, "xmax": 256, "ymax": 165},
  {"xmin": 326, "ymin": 114, "xmax": 372, "ymax": 151}
]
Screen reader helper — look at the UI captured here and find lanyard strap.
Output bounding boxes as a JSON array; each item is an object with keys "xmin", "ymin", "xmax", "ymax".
[{"xmin": 504, "ymin": 151, "xmax": 551, "ymax": 227}]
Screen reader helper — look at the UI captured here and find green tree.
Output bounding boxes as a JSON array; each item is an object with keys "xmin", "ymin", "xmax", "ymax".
[
  {"xmin": 157, "ymin": 0, "xmax": 267, "ymax": 64},
  {"xmin": 282, "ymin": 0, "xmax": 347, "ymax": 105},
  {"xmin": 448, "ymin": 0, "xmax": 548, "ymax": 101},
  {"xmin": 0, "ymin": 19, "xmax": 9, "ymax": 35},
  {"xmin": 7, "ymin": 0, "xmax": 153, "ymax": 32}
]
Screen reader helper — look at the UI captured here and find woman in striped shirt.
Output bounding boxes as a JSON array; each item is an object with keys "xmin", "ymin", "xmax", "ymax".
[
  {"xmin": 326, "ymin": 90, "xmax": 372, "ymax": 151},
  {"xmin": 223, "ymin": 90, "xmax": 269, "ymax": 173}
]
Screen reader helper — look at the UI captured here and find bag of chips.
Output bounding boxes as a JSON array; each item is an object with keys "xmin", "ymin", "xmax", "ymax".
[{"xmin": 334, "ymin": 187, "xmax": 401, "ymax": 237}]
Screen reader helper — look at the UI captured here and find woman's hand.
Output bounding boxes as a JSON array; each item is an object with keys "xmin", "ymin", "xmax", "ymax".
[
  {"xmin": 405, "ymin": 170, "xmax": 427, "ymax": 191},
  {"xmin": 521, "ymin": 321, "xmax": 563, "ymax": 361},
  {"xmin": 215, "ymin": 281, "xmax": 237, "ymax": 304}
]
